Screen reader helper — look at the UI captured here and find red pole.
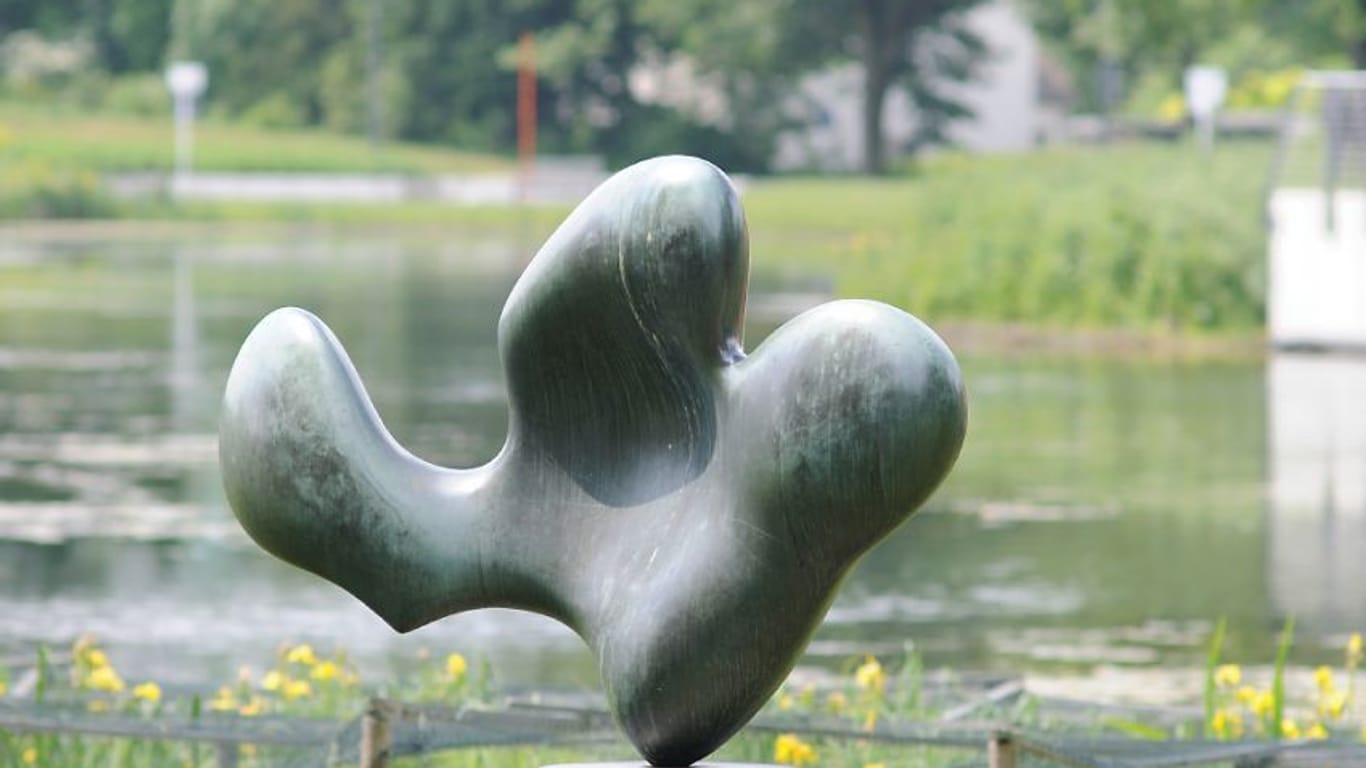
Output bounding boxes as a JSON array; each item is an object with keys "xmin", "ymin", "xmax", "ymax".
[{"xmin": 517, "ymin": 32, "xmax": 537, "ymax": 202}]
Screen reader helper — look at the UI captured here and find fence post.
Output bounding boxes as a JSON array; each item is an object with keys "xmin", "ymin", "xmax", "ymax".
[
  {"xmin": 988, "ymin": 730, "xmax": 1017, "ymax": 768},
  {"xmin": 215, "ymin": 741, "xmax": 239, "ymax": 768},
  {"xmin": 360, "ymin": 698, "xmax": 393, "ymax": 768}
]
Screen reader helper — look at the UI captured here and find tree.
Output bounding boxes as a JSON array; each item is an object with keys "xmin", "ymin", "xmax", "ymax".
[
  {"xmin": 1023, "ymin": 0, "xmax": 1353, "ymax": 116},
  {"xmin": 193, "ymin": 0, "xmax": 354, "ymax": 127},
  {"xmin": 772, "ymin": 0, "xmax": 989, "ymax": 174},
  {"xmin": 1261, "ymin": 0, "xmax": 1366, "ymax": 69},
  {"xmin": 381, "ymin": 0, "xmax": 570, "ymax": 149}
]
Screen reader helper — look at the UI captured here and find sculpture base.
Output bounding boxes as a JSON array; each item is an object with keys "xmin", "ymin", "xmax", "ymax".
[{"xmin": 542, "ymin": 763, "xmax": 780, "ymax": 768}]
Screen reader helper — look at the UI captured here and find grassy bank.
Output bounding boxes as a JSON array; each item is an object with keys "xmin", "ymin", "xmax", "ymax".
[
  {"xmin": 744, "ymin": 140, "xmax": 1271, "ymax": 333},
  {"xmin": 0, "ymin": 105, "xmax": 1273, "ymax": 334},
  {"xmin": 158, "ymin": 141, "xmax": 1273, "ymax": 336}
]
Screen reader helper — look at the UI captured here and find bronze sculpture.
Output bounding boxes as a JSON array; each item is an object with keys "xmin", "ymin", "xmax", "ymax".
[{"xmin": 219, "ymin": 155, "xmax": 966, "ymax": 766}]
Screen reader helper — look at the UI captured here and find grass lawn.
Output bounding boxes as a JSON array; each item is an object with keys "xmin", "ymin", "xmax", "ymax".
[{"xmin": 0, "ymin": 100, "xmax": 512, "ymax": 174}]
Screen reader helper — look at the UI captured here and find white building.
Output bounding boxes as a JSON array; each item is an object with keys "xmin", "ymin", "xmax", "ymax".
[{"xmin": 773, "ymin": 0, "xmax": 1067, "ymax": 171}]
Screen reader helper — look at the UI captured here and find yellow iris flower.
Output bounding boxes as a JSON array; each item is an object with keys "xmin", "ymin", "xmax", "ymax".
[
  {"xmin": 1214, "ymin": 664, "xmax": 1241, "ymax": 687},
  {"xmin": 132, "ymin": 682, "xmax": 161, "ymax": 703},
  {"xmin": 283, "ymin": 679, "xmax": 312, "ymax": 701},
  {"xmin": 311, "ymin": 661, "xmax": 339, "ymax": 682},
  {"xmin": 261, "ymin": 670, "xmax": 285, "ymax": 692},
  {"xmin": 285, "ymin": 644, "xmax": 318, "ymax": 666},
  {"xmin": 446, "ymin": 653, "xmax": 468, "ymax": 680},
  {"xmin": 86, "ymin": 665, "xmax": 125, "ymax": 693},
  {"xmin": 774, "ymin": 733, "xmax": 817, "ymax": 766},
  {"xmin": 854, "ymin": 656, "xmax": 886, "ymax": 693}
]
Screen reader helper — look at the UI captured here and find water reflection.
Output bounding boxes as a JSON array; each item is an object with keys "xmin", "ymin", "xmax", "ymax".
[
  {"xmin": 0, "ymin": 233, "xmax": 1354, "ymax": 691},
  {"xmin": 1269, "ymin": 353, "xmax": 1366, "ymax": 632}
]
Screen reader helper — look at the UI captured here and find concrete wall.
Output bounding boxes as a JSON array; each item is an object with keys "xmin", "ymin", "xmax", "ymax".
[
  {"xmin": 1268, "ymin": 353, "xmax": 1366, "ymax": 627},
  {"xmin": 1268, "ymin": 189, "xmax": 1366, "ymax": 349},
  {"xmin": 944, "ymin": 0, "xmax": 1043, "ymax": 152},
  {"xmin": 109, "ymin": 157, "xmax": 609, "ymax": 206}
]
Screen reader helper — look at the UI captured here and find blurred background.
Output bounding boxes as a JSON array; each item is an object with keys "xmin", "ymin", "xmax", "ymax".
[{"xmin": 2, "ymin": 0, "xmax": 1366, "ymax": 714}]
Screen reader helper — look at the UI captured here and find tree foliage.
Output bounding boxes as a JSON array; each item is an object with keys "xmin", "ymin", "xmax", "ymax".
[
  {"xmin": 1026, "ymin": 0, "xmax": 1366, "ymax": 114},
  {"xmin": 1, "ymin": 0, "xmax": 1002, "ymax": 172},
  {"xmin": 8, "ymin": 0, "xmax": 1360, "ymax": 173}
]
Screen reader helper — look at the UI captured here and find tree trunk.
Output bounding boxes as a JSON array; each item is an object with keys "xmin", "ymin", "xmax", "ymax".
[
  {"xmin": 859, "ymin": 1, "xmax": 890, "ymax": 175},
  {"xmin": 1355, "ymin": 0, "xmax": 1366, "ymax": 69}
]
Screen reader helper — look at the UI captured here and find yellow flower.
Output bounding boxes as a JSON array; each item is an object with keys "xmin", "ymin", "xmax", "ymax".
[
  {"xmin": 1350, "ymin": 633, "xmax": 1363, "ymax": 664},
  {"xmin": 86, "ymin": 665, "xmax": 125, "ymax": 693},
  {"xmin": 85, "ymin": 649, "xmax": 110, "ymax": 669},
  {"xmin": 285, "ymin": 644, "xmax": 318, "ymax": 666},
  {"xmin": 777, "ymin": 694, "xmax": 794, "ymax": 711},
  {"xmin": 1235, "ymin": 686, "xmax": 1258, "ymax": 705},
  {"xmin": 1227, "ymin": 711, "xmax": 1245, "ymax": 739},
  {"xmin": 1307, "ymin": 722, "xmax": 1329, "ymax": 740},
  {"xmin": 1320, "ymin": 690, "xmax": 1348, "ymax": 720},
  {"xmin": 1212, "ymin": 709, "xmax": 1244, "ymax": 739},
  {"xmin": 21, "ymin": 747, "xmax": 35, "ymax": 764},
  {"xmin": 854, "ymin": 656, "xmax": 887, "ymax": 693},
  {"xmin": 0, "ymin": 681, "xmax": 7, "ymax": 697},
  {"xmin": 238, "ymin": 697, "xmax": 264, "ymax": 716},
  {"xmin": 72, "ymin": 635, "xmax": 95, "ymax": 657},
  {"xmin": 1212, "ymin": 709, "xmax": 1229, "ymax": 738},
  {"xmin": 261, "ymin": 670, "xmax": 285, "ymax": 692},
  {"xmin": 1283, "ymin": 719, "xmax": 1302, "ymax": 739},
  {"xmin": 446, "ymin": 653, "xmax": 468, "ymax": 680},
  {"xmin": 208, "ymin": 686, "xmax": 237, "ymax": 712},
  {"xmin": 1251, "ymin": 690, "xmax": 1275, "ymax": 717},
  {"xmin": 1156, "ymin": 93, "xmax": 1186, "ymax": 122},
  {"xmin": 132, "ymin": 682, "xmax": 161, "ymax": 703},
  {"xmin": 282, "ymin": 679, "xmax": 312, "ymax": 701},
  {"xmin": 1315, "ymin": 666, "xmax": 1337, "ymax": 692},
  {"xmin": 1214, "ymin": 664, "xmax": 1242, "ymax": 687},
  {"xmin": 825, "ymin": 691, "xmax": 847, "ymax": 714},
  {"xmin": 863, "ymin": 707, "xmax": 878, "ymax": 733},
  {"xmin": 311, "ymin": 661, "xmax": 339, "ymax": 682},
  {"xmin": 773, "ymin": 734, "xmax": 817, "ymax": 766},
  {"xmin": 864, "ymin": 763, "xmax": 886, "ymax": 768}
]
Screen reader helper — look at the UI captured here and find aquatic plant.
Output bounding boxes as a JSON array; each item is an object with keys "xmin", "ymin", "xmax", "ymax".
[{"xmin": 1204, "ymin": 620, "xmax": 1366, "ymax": 743}]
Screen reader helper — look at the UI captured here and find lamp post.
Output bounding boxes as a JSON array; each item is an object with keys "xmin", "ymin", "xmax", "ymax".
[
  {"xmin": 1184, "ymin": 65, "xmax": 1227, "ymax": 152},
  {"xmin": 164, "ymin": 61, "xmax": 208, "ymax": 184}
]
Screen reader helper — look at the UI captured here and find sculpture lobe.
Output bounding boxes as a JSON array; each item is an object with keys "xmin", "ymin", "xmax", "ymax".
[{"xmin": 220, "ymin": 155, "xmax": 966, "ymax": 766}]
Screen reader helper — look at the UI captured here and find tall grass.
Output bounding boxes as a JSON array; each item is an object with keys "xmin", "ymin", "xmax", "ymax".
[{"xmin": 744, "ymin": 140, "xmax": 1271, "ymax": 332}]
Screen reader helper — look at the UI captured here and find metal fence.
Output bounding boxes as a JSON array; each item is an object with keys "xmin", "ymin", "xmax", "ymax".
[
  {"xmin": 1268, "ymin": 70, "xmax": 1366, "ymax": 230},
  {"xmin": 9, "ymin": 690, "xmax": 1366, "ymax": 768}
]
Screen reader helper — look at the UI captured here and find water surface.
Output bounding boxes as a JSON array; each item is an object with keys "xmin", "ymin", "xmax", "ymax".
[{"xmin": 0, "ymin": 232, "xmax": 1354, "ymax": 693}]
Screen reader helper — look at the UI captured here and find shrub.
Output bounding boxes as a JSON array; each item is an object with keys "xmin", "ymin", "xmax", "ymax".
[{"xmin": 0, "ymin": 159, "xmax": 118, "ymax": 219}]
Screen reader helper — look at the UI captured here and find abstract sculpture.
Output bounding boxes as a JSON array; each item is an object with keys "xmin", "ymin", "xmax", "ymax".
[{"xmin": 219, "ymin": 156, "xmax": 967, "ymax": 766}]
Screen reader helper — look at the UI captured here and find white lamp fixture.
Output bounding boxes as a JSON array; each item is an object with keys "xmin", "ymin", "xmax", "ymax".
[
  {"xmin": 165, "ymin": 61, "xmax": 209, "ymax": 180},
  {"xmin": 1184, "ymin": 65, "xmax": 1228, "ymax": 150}
]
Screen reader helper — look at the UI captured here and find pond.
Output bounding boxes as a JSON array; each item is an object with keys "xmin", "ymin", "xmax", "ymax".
[{"xmin": 0, "ymin": 230, "xmax": 1359, "ymax": 696}]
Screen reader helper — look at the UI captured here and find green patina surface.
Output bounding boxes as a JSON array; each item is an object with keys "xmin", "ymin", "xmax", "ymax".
[{"xmin": 218, "ymin": 156, "xmax": 967, "ymax": 766}]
